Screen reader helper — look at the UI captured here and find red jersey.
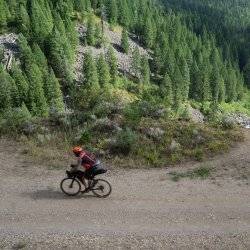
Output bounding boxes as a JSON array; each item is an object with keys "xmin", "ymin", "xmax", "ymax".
[{"xmin": 79, "ymin": 150, "xmax": 97, "ymax": 170}]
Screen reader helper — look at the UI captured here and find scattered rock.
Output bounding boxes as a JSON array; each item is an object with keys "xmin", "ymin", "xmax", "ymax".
[
  {"xmin": 36, "ymin": 134, "xmax": 46, "ymax": 144},
  {"xmin": 222, "ymin": 115, "xmax": 237, "ymax": 129},
  {"xmin": 169, "ymin": 140, "xmax": 181, "ymax": 152},
  {"xmin": 188, "ymin": 107, "xmax": 204, "ymax": 123},
  {"xmin": 21, "ymin": 122, "xmax": 37, "ymax": 135},
  {"xmin": 224, "ymin": 113, "xmax": 250, "ymax": 128},
  {"xmin": 74, "ymin": 23, "xmax": 150, "ymax": 82},
  {"xmin": 193, "ymin": 135, "xmax": 205, "ymax": 145},
  {"xmin": 152, "ymin": 107, "xmax": 167, "ymax": 119}
]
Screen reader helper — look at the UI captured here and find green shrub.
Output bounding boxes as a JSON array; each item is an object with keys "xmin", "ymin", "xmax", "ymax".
[
  {"xmin": 0, "ymin": 104, "xmax": 32, "ymax": 134},
  {"xmin": 207, "ymin": 141, "xmax": 229, "ymax": 153},
  {"xmin": 178, "ymin": 104, "xmax": 191, "ymax": 121},
  {"xmin": 123, "ymin": 102, "xmax": 142, "ymax": 128},
  {"xmin": 169, "ymin": 152, "xmax": 183, "ymax": 163},
  {"xmin": 169, "ymin": 166, "xmax": 212, "ymax": 182},
  {"xmin": 194, "ymin": 148, "xmax": 204, "ymax": 161},
  {"xmin": 110, "ymin": 128, "xmax": 137, "ymax": 155},
  {"xmin": 78, "ymin": 129, "xmax": 92, "ymax": 144}
]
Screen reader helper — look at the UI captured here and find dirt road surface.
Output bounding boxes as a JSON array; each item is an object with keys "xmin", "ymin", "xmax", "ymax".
[{"xmin": 0, "ymin": 130, "xmax": 250, "ymax": 249}]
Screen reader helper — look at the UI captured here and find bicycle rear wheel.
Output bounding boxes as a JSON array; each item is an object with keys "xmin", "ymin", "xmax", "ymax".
[
  {"xmin": 60, "ymin": 178, "xmax": 81, "ymax": 196},
  {"xmin": 91, "ymin": 179, "xmax": 112, "ymax": 198}
]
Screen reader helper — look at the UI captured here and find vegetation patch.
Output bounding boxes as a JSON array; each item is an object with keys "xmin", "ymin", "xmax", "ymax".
[
  {"xmin": 169, "ymin": 166, "xmax": 212, "ymax": 182},
  {"xmin": 0, "ymin": 0, "xmax": 248, "ymax": 170}
]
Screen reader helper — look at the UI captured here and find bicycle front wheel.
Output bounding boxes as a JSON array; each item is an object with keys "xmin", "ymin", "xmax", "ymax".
[
  {"xmin": 92, "ymin": 179, "xmax": 112, "ymax": 198},
  {"xmin": 60, "ymin": 178, "xmax": 81, "ymax": 196}
]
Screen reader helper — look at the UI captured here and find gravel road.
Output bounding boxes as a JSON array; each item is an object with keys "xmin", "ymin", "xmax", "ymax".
[{"xmin": 0, "ymin": 131, "xmax": 250, "ymax": 249}]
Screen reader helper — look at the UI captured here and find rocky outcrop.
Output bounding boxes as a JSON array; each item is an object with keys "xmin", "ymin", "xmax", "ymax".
[
  {"xmin": 0, "ymin": 33, "xmax": 19, "ymax": 70},
  {"xmin": 223, "ymin": 113, "xmax": 250, "ymax": 128},
  {"xmin": 74, "ymin": 23, "xmax": 149, "ymax": 82},
  {"xmin": 188, "ymin": 107, "xmax": 204, "ymax": 123}
]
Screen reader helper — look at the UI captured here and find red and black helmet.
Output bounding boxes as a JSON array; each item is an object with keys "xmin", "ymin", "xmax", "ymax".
[{"xmin": 73, "ymin": 146, "xmax": 83, "ymax": 156}]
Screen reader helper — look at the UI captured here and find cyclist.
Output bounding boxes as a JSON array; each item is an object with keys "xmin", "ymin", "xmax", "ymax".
[{"xmin": 70, "ymin": 146, "xmax": 106, "ymax": 189}]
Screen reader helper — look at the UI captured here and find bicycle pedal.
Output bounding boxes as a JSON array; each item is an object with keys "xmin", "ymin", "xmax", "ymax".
[{"xmin": 81, "ymin": 189, "xmax": 90, "ymax": 194}]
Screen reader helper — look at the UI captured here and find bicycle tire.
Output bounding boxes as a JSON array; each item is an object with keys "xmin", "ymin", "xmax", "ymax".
[
  {"xmin": 60, "ymin": 178, "xmax": 81, "ymax": 196},
  {"xmin": 91, "ymin": 179, "xmax": 112, "ymax": 198}
]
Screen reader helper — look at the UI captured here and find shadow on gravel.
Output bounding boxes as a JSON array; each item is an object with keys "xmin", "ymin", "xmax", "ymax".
[{"xmin": 22, "ymin": 189, "xmax": 96, "ymax": 200}]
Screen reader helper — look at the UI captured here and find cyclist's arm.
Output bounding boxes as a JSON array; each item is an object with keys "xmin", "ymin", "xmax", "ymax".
[{"xmin": 70, "ymin": 158, "xmax": 82, "ymax": 172}]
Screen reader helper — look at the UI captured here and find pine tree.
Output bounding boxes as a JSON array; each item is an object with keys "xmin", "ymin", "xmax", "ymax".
[
  {"xmin": 97, "ymin": 53, "xmax": 111, "ymax": 87},
  {"xmin": 8, "ymin": 0, "xmax": 17, "ymax": 18},
  {"xmin": 202, "ymin": 72, "xmax": 211, "ymax": 103},
  {"xmin": 144, "ymin": 17, "xmax": 154, "ymax": 48},
  {"xmin": 48, "ymin": 27, "xmax": 73, "ymax": 91},
  {"xmin": 164, "ymin": 49, "xmax": 176, "ymax": 77},
  {"xmin": 26, "ymin": 63, "xmax": 48, "ymax": 117},
  {"xmin": 172, "ymin": 65, "xmax": 183, "ymax": 110},
  {"xmin": 131, "ymin": 46, "xmax": 141, "ymax": 79},
  {"xmin": 11, "ymin": 64, "xmax": 29, "ymax": 105},
  {"xmin": 218, "ymin": 76, "xmax": 225, "ymax": 103},
  {"xmin": 140, "ymin": 56, "xmax": 150, "ymax": 85},
  {"xmin": 108, "ymin": 0, "xmax": 118, "ymax": 26},
  {"xmin": 56, "ymin": 0, "xmax": 73, "ymax": 19},
  {"xmin": 30, "ymin": 0, "xmax": 53, "ymax": 43},
  {"xmin": 83, "ymin": 51, "xmax": 99, "ymax": 87},
  {"xmin": 7, "ymin": 73, "xmax": 19, "ymax": 107},
  {"xmin": 94, "ymin": 23, "xmax": 103, "ymax": 47},
  {"xmin": 32, "ymin": 43, "xmax": 48, "ymax": 77},
  {"xmin": 0, "ymin": 66, "xmax": 12, "ymax": 110},
  {"xmin": 0, "ymin": 66, "xmax": 19, "ymax": 109},
  {"xmin": 74, "ymin": 0, "xmax": 90, "ymax": 13},
  {"xmin": 243, "ymin": 60, "xmax": 250, "ymax": 88},
  {"xmin": 86, "ymin": 15, "xmax": 96, "ymax": 46},
  {"xmin": 18, "ymin": 34, "xmax": 35, "ymax": 68},
  {"xmin": 161, "ymin": 72, "xmax": 173, "ymax": 106},
  {"xmin": 211, "ymin": 67, "xmax": 221, "ymax": 104},
  {"xmin": 0, "ymin": 0, "xmax": 7, "ymax": 29},
  {"xmin": 121, "ymin": 29, "xmax": 129, "ymax": 54},
  {"xmin": 179, "ymin": 57, "xmax": 190, "ymax": 101},
  {"xmin": 225, "ymin": 67, "xmax": 237, "ymax": 102},
  {"xmin": 44, "ymin": 68, "xmax": 65, "ymax": 113},
  {"xmin": 65, "ymin": 17, "xmax": 78, "ymax": 51},
  {"xmin": 236, "ymin": 72, "xmax": 244, "ymax": 100},
  {"xmin": 118, "ymin": 0, "xmax": 130, "ymax": 28},
  {"xmin": 53, "ymin": 12, "xmax": 74, "ymax": 63},
  {"xmin": 153, "ymin": 44, "xmax": 164, "ymax": 75},
  {"xmin": 17, "ymin": 4, "xmax": 30, "ymax": 36},
  {"xmin": 190, "ymin": 60, "xmax": 202, "ymax": 101},
  {"xmin": 107, "ymin": 46, "xmax": 118, "ymax": 84}
]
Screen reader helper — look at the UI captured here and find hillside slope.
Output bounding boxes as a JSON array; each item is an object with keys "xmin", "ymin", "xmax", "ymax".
[{"xmin": 74, "ymin": 23, "xmax": 149, "ymax": 82}]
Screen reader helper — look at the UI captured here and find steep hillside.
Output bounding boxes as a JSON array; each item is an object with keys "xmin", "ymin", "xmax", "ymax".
[
  {"xmin": 75, "ymin": 22, "xmax": 149, "ymax": 82},
  {"xmin": 0, "ymin": 0, "xmax": 249, "ymax": 167}
]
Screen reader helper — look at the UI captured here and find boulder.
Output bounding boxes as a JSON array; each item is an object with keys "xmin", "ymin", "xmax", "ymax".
[
  {"xmin": 188, "ymin": 107, "xmax": 204, "ymax": 123},
  {"xmin": 222, "ymin": 115, "xmax": 237, "ymax": 129},
  {"xmin": 21, "ymin": 122, "xmax": 37, "ymax": 135},
  {"xmin": 169, "ymin": 140, "xmax": 181, "ymax": 152},
  {"xmin": 226, "ymin": 113, "xmax": 250, "ymax": 128}
]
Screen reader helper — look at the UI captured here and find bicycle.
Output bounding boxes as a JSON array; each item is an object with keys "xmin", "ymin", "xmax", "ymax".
[{"xmin": 60, "ymin": 170, "xmax": 112, "ymax": 198}]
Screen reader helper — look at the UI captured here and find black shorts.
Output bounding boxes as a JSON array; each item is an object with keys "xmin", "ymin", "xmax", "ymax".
[{"xmin": 84, "ymin": 165, "xmax": 107, "ymax": 179}]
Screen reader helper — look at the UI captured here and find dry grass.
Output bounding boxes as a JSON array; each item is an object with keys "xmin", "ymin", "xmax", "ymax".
[{"xmin": 19, "ymin": 134, "xmax": 73, "ymax": 169}]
